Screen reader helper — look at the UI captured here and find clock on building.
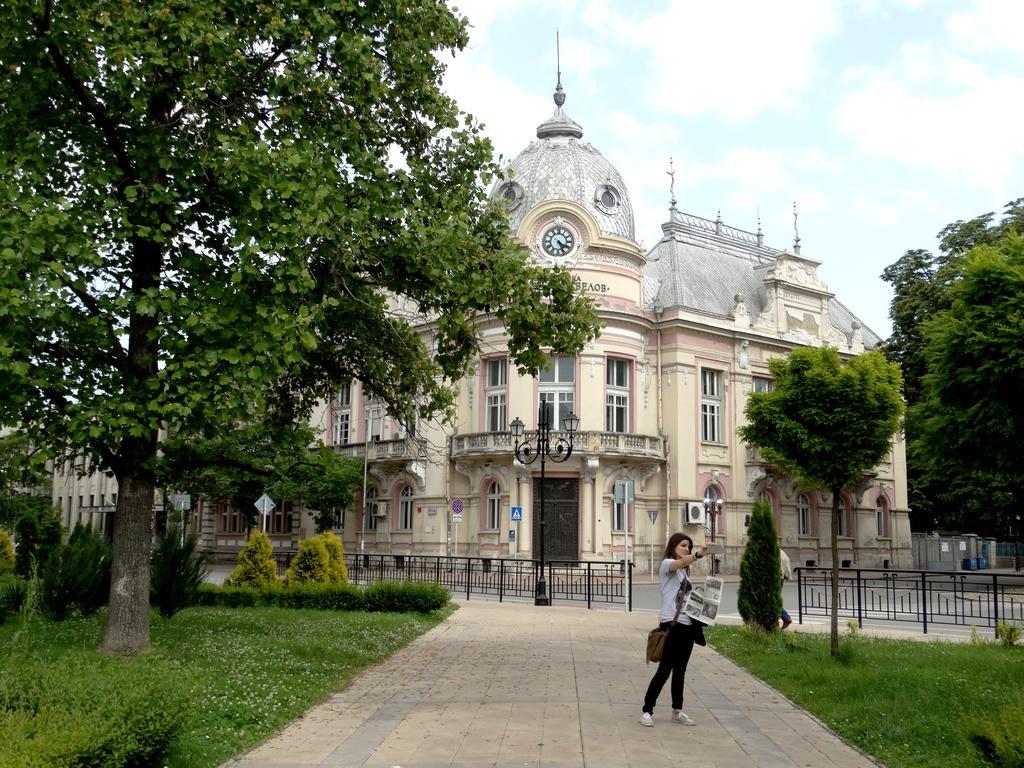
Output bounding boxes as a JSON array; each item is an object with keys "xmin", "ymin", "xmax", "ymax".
[{"xmin": 541, "ymin": 224, "xmax": 576, "ymax": 258}]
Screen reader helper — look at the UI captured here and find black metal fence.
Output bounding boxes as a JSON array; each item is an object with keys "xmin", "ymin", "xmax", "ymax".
[
  {"xmin": 343, "ymin": 553, "xmax": 634, "ymax": 609},
  {"xmin": 796, "ymin": 567, "xmax": 1024, "ymax": 634}
]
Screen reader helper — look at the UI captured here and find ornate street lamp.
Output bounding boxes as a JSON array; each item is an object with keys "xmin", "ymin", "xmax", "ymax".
[
  {"xmin": 510, "ymin": 404, "xmax": 579, "ymax": 605},
  {"xmin": 704, "ymin": 496, "xmax": 724, "ymax": 576}
]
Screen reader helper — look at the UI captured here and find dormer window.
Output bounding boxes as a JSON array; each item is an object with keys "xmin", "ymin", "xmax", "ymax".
[
  {"xmin": 594, "ymin": 184, "xmax": 620, "ymax": 213},
  {"xmin": 498, "ymin": 181, "xmax": 524, "ymax": 210}
]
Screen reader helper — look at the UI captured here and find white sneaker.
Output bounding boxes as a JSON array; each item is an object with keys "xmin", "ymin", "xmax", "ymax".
[
  {"xmin": 639, "ymin": 712, "xmax": 654, "ymax": 727},
  {"xmin": 672, "ymin": 709, "xmax": 696, "ymax": 726}
]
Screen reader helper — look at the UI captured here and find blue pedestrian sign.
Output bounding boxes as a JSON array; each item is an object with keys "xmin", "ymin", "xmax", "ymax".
[{"xmin": 511, "ymin": 505, "xmax": 523, "ymax": 522}]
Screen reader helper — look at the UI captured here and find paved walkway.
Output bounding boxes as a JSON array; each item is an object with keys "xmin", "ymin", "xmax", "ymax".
[{"xmin": 225, "ymin": 601, "xmax": 880, "ymax": 768}]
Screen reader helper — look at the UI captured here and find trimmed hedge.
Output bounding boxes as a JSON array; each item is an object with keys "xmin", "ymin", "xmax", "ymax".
[
  {"xmin": 197, "ymin": 579, "xmax": 449, "ymax": 613},
  {"xmin": 0, "ymin": 653, "xmax": 185, "ymax": 768}
]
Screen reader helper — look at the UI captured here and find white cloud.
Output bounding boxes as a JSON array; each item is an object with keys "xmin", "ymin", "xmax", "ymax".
[
  {"xmin": 851, "ymin": 188, "xmax": 938, "ymax": 225},
  {"xmin": 947, "ymin": 0, "xmax": 1024, "ymax": 54},
  {"xmin": 612, "ymin": 0, "xmax": 842, "ymax": 122},
  {"xmin": 834, "ymin": 43, "xmax": 1024, "ymax": 193}
]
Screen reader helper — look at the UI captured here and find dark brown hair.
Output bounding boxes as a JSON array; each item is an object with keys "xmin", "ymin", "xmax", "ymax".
[{"xmin": 663, "ymin": 532, "xmax": 694, "ymax": 560}]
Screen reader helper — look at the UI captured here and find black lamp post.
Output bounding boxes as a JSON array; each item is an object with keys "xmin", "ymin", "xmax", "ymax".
[
  {"xmin": 704, "ymin": 496, "xmax": 724, "ymax": 576},
  {"xmin": 510, "ymin": 404, "xmax": 579, "ymax": 606}
]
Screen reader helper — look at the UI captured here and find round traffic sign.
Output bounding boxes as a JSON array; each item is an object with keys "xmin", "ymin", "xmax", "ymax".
[{"xmin": 451, "ymin": 498, "xmax": 464, "ymax": 514}]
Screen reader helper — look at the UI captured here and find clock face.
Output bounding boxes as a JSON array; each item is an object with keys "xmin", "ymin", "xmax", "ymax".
[{"xmin": 542, "ymin": 225, "xmax": 576, "ymax": 257}]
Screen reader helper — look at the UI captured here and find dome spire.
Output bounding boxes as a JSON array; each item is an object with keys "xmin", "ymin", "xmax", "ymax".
[{"xmin": 536, "ymin": 31, "xmax": 583, "ymax": 139}]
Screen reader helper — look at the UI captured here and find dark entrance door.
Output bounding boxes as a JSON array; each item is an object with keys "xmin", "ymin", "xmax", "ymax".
[{"xmin": 533, "ymin": 477, "xmax": 579, "ymax": 562}]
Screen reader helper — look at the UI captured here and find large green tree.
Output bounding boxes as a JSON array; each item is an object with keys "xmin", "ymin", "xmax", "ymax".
[
  {"xmin": 0, "ymin": 0, "xmax": 600, "ymax": 653},
  {"xmin": 881, "ymin": 199, "xmax": 1023, "ymax": 533},
  {"xmin": 740, "ymin": 347, "xmax": 903, "ymax": 656},
  {"xmin": 912, "ymin": 235, "xmax": 1024, "ymax": 543}
]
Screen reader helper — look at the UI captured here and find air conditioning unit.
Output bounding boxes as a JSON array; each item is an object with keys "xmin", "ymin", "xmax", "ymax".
[
  {"xmin": 684, "ymin": 502, "xmax": 705, "ymax": 526},
  {"xmin": 372, "ymin": 505, "xmax": 387, "ymax": 518}
]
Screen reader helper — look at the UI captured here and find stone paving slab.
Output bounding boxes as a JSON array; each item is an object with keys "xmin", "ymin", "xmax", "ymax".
[{"xmin": 225, "ymin": 601, "xmax": 880, "ymax": 768}]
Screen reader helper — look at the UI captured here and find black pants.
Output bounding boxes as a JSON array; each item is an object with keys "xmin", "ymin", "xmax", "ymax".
[{"xmin": 642, "ymin": 621, "xmax": 696, "ymax": 714}]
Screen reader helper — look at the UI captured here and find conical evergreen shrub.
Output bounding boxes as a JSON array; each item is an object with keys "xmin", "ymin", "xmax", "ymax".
[
  {"xmin": 285, "ymin": 536, "xmax": 330, "ymax": 584},
  {"xmin": 150, "ymin": 525, "xmax": 209, "ymax": 618},
  {"xmin": 737, "ymin": 497, "xmax": 783, "ymax": 632},
  {"xmin": 318, "ymin": 532, "xmax": 347, "ymax": 584},
  {"xmin": 225, "ymin": 530, "xmax": 278, "ymax": 588}
]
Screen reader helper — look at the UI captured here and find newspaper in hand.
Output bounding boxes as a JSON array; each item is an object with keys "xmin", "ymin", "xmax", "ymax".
[{"xmin": 682, "ymin": 576, "xmax": 723, "ymax": 626}]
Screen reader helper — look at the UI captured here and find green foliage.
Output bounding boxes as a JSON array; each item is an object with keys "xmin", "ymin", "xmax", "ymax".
[
  {"xmin": 0, "ymin": 529, "xmax": 14, "ymax": 574},
  {"xmin": 13, "ymin": 505, "xmax": 62, "ymax": 579},
  {"xmin": 740, "ymin": 346, "xmax": 903, "ymax": 656},
  {"xmin": 0, "ymin": 653, "xmax": 185, "ymax": 768},
  {"xmin": 363, "ymin": 580, "xmax": 451, "ymax": 613},
  {"xmin": 285, "ymin": 536, "xmax": 330, "ymax": 585},
  {"xmin": 912, "ymin": 235, "xmax": 1024, "ymax": 541},
  {"xmin": 846, "ymin": 619, "xmax": 861, "ymax": 638},
  {"xmin": 0, "ymin": 0, "xmax": 600, "ymax": 653},
  {"xmin": 737, "ymin": 498, "xmax": 782, "ymax": 632},
  {"xmin": 197, "ymin": 579, "xmax": 449, "ymax": 614},
  {"xmin": 319, "ymin": 532, "xmax": 347, "ymax": 584},
  {"xmin": 225, "ymin": 531, "xmax": 279, "ymax": 589},
  {"xmin": 0, "ymin": 433, "xmax": 51, "ymax": 529},
  {"xmin": 39, "ymin": 523, "xmax": 111, "ymax": 620},
  {"xmin": 995, "ymin": 621, "xmax": 1022, "ymax": 649},
  {"xmin": 881, "ymin": 199, "xmax": 1024, "ymax": 535},
  {"xmin": 968, "ymin": 706, "xmax": 1024, "ymax": 768},
  {"xmin": 0, "ymin": 574, "xmax": 26, "ymax": 625},
  {"xmin": 150, "ymin": 525, "xmax": 209, "ymax": 619}
]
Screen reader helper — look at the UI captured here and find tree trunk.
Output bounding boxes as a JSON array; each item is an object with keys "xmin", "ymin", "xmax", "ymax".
[
  {"xmin": 830, "ymin": 486, "xmax": 841, "ymax": 657},
  {"xmin": 101, "ymin": 439, "xmax": 157, "ymax": 654}
]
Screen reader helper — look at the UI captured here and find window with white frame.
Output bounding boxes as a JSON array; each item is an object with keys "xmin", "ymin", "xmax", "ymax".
[
  {"xmin": 797, "ymin": 493, "xmax": 812, "ymax": 536},
  {"xmin": 366, "ymin": 399, "xmax": 383, "ymax": 442},
  {"xmin": 398, "ymin": 485, "xmax": 413, "ymax": 530},
  {"xmin": 486, "ymin": 481, "xmax": 501, "ymax": 529},
  {"xmin": 752, "ymin": 376, "xmax": 773, "ymax": 393},
  {"xmin": 332, "ymin": 382, "xmax": 351, "ymax": 445},
  {"xmin": 836, "ymin": 498, "xmax": 848, "ymax": 537},
  {"xmin": 875, "ymin": 498, "xmax": 887, "ymax": 537},
  {"xmin": 606, "ymin": 358, "xmax": 630, "ymax": 433},
  {"xmin": 758, "ymin": 490, "xmax": 774, "ymax": 515},
  {"xmin": 364, "ymin": 487, "xmax": 378, "ymax": 531},
  {"xmin": 701, "ymin": 368, "xmax": 722, "ymax": 442},
  {"xmin": 539, "ymin": 354, "xmax": 575, "ymax": 428},
  {"xmin": 485, "ymin": 358, "xmax": 507, "ymax": 432}
]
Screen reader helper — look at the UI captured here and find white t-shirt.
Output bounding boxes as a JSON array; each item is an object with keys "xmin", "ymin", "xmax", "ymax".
[{"xmin": 659, "ymin": 558, "xmax": 693, "ymax": 624}]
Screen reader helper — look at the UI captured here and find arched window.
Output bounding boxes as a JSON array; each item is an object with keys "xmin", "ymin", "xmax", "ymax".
[
  {"xmin": 757, "ymin": 490, "xmax": 774, "ymax": 513},
  {"xmin": 704, "ymin": 486, "xmax": 723, "ymax": 537},
  {"xmin": 364, "ymin": 487, "xmax": 378, "ymax": 531},
  {"xmin": 398, "ymin": 485, "xmax": 414, "ymax": 530},
  {"xmin": 875, "ymin": 497, "xmax": 889, "ymax": 537},
  {"xmin": 837, "ymin": 497, "xmax": 848, "ymax": 537},
  {"xmin": 486, "ymin": 482, "xmax": 501, "ymax": 530},
  {"xmin": 797, "ymin": 493, "xmax": 812, "ymax": 536}
]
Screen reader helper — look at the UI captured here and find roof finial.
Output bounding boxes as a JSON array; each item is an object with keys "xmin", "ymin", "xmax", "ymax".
[
  {"xmin": 715, "ymin": 208, "xmax": 722, "ymax": 234},
  {"xmin": 554, "ymin": 31, "xmax": 566, "ymax": 107},
  {"xmin": 667, "ymin": 157, "xmax": 677, "ymax": 208},
  {"xmin": 792, "ymin": 201, "xmax": 801, "ymax": 254},
  {"xmin": 756, "ymin": 206, "xmax": 764, "ymax": 247}
]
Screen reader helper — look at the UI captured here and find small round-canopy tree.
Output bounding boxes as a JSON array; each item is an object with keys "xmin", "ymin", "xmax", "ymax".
[
  {"xmin": 740, "ymin": 347, "xmax": 903, "ymax": 656},
  {"xmin": 737, "ymin": 497, "xmax": 782, "ymax": 632}
]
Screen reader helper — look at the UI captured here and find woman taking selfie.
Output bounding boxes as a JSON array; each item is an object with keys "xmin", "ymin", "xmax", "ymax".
[{"xmin": 639, "ymin": 531, "xmax": 707, "ymax": 727}]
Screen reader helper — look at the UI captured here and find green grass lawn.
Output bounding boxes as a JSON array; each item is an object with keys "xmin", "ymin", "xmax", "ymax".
[
  {"xmin": 1, "ymin": 604, "xmax": 452, "ymax": 768},
  {"xmin": 705, "ymin": 625, "xmax": 1024, "ymax": 768}
]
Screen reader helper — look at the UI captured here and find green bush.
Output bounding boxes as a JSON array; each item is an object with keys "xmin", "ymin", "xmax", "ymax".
[
  {"xmin": 319, "ymin": 531, "xmax": 348, "ymax": 583},
  {"xmin": 150, "ymin": 525, "xmax": 209, "ymax": 618},
  {"xmin": 0, "ymin": 529, "xmax": 14, "ymax": 574},
  {"xmin": 995, "ymin": 621, "xmax": 1022, "ymax": 648},
  {"xmin": 737, "ymin": 497, "xmax": 782, "ymax": 632},
  {"xmin": 0, "ymin": 574, "xmax": 26, "ymax": 625},
  {"xmin": 285, "ymin": 536, "xmax": 330, "ymax": 584},
  {"xmin": 13, "ymin": 504, "xmax": 62, "ymax": 579},
  {"xmin": 969, "ymin": 705, "xmax": 1024, "ymax": 768},
  {"xmin": 196, "ymin": 580, "xmax": 448, "ymax": 613},
  {"xmin": 363, "ymin": 580, "xmax": 449, "ymax": 613},
  {"xmin": 0, "ymin": 653, "xmax": 186, "ymax": 768},
  {"xmin": 39, "ymin": 523, "xmax": 111, "ymax": 620},
  {"xmin": 224, "ymin": 530, "xmax": 278, "ymax": 588}
]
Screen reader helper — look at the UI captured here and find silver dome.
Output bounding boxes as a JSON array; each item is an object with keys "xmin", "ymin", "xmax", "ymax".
[{"xmin": 491, "ymin": 84, "xmax": 635, "ymax": 242}]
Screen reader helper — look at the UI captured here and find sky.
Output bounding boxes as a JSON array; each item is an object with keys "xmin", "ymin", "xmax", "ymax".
[{"xmin": 440, "ymin": 0, "xmax": 1024, "ymax": 340}]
